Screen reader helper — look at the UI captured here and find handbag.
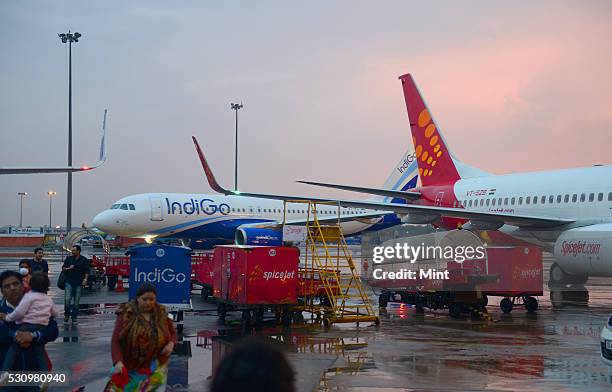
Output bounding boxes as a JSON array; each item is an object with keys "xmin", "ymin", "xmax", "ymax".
[{"xmin": 57, "ymin": 271, "xmax": 67, "ymax": 290}]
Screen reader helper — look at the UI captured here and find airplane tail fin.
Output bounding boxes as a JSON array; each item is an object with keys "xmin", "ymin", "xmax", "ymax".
[
  {"xmin": 399, "ymin": 74, "xmax": 463, "ymax": 186},
  {"xmin": 370, "ymin": 143, "xmax": 419, "ymax": 204}
]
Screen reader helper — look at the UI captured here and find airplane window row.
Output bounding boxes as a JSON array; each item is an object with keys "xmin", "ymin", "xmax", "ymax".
[
  {"xmin": 454, "ymin": 191, "xmax": 612, "ymax": 208},
  {"xmin": 227, "ymin": 207, "xmax": 363, "ymax": 215},
  {"xmin": 110, "ymin": 203, "xmax": 135, "ymax": 210}
]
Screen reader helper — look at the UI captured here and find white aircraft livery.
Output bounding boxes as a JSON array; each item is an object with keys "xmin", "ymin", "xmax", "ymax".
[
  {"xmin": 0, "ymin": 110, "xmax": 107, "ymax": 175},
  {"xmin": 96, "ymin": 73, "xmax": 612, "ymax": 284},
  {"xmin": 92, "ymin": 136, "xmax": 419, "ymax": 248}
]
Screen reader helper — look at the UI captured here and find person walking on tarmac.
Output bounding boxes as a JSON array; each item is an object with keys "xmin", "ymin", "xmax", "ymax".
[
  {"xmin": 61, "ymin": 245, "xmax": 89, "ymax": 324},
  {"xmin": 105, "ymin": 283, "xmax": 176, "ymax": 391},
  {"xmin": 30, "ymin": 248, "xmax": 49, "ymax": 276}
]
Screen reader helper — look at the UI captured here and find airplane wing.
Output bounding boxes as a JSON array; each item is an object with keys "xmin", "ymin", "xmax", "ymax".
[
  {"xmin": 0, "ymin": 110, "xmax": 107, "ymax": 175},
  {"xmin": 192, "ymin": 136, "xmax": 574, "ymax": 229},
  {"xmin": 296, "ymin": 180, "xmax": 421, "ymax": 201}
]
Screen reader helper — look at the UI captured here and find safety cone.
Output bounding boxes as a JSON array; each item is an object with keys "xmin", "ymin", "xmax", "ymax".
[{"xmin": 116, "ymin": 275, "xmax": 125, "ymax": 292}]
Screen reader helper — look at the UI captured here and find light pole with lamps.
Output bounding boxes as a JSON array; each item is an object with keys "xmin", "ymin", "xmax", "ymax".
[
  {"xmin": 58, "ymin": 30, "xmax": 82, "ymax": 233},
  {"xmin": 230, "ymin": 102, "xmax": 243, "ymax": 191},
  {"xmin": 47, "ymin": 191, "xmax": 57, "ymax": 232},
  {"xmin": 17, "ymin": 192, "xmax": 27, "ymax": 227}
]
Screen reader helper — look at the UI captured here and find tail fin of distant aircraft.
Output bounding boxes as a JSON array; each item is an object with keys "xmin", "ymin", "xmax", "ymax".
[
  {"xmin": 370, "ymin": 142, "xmax": 419, "ymax": 204},
  {"xmin": 296, "ymin": 130, "xmax": 421, "ymax": 204},
  {"xmin": 399, "ymin": 73, "xmax": 463, "ymax": 187}
]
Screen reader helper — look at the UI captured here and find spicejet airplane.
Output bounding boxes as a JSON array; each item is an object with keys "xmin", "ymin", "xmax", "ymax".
[
  {"xmin": 0, "ymin": 110, "xmax": 108, "ymax": 175},
  {"xmin": 91, "ymin": 137, "xmax": 419, "ymax": 247},
  {"xmin": 194, "ymin": 74, "xmax": 612, "ymax": 285}
]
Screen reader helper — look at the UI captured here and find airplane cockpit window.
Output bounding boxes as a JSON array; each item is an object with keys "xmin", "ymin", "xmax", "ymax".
[
  {"xmin": 110, "ymin": 204, "xmax": 120, "ymax": 210},
  {"xmin": 120, "ymin": 204, "xmax": 128, "ymax": 210},
  {"xmin": 129, "ymin": 204, "xmax": 135, "ymax": 210}
]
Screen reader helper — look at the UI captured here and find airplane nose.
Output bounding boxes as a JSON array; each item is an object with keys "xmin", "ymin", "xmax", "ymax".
[{"xmin": 92, "ymin": 211, "xmax": 111, "ymax": 232}]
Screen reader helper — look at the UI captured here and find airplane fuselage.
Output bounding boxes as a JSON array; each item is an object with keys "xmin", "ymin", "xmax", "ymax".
[{"xmin": 93, "ymin": 193, "xmax": 398, "ymax": 240}]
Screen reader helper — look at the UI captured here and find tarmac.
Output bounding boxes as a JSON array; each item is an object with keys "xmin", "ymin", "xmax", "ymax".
[{"xmin": 1, "ymin": 251, "xmax": 611, "ymax": 391}]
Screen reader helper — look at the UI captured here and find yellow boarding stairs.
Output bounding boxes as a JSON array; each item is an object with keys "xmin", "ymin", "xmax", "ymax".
[{"xmin": 283, "ymin": 201, "xmax": 379, "ymax": 326}]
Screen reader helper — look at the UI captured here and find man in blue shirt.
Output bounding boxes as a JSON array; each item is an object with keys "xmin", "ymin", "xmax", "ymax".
[
  {"xmin": 29, "ymin": 248, "xmax": 49, "ymax": 276},
  {"xmin": 0, "ymin": 270, "xmax": 59, "ymax": 391},
  {"xmin": 61, "ymin": 245, "xmax": 89, "ymax": 324}
]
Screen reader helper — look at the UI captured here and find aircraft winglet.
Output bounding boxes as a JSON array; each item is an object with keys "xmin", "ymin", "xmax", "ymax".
[
  {"xmin": 192, "ymin": 136, "xmax": 232, "ymax": 195},
  {"xmin": 0, "ymin": 110, "xmax": 108, "ymax": 175}
]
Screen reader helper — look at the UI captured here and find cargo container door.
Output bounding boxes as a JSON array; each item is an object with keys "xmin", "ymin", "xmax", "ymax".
[{"xmin": 149, "ymin": 196, "xmax": 164, "ymax": 221}]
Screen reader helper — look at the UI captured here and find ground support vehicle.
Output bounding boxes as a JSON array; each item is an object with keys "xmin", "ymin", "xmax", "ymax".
[
  {"xmin": 376, "ymin": 245, "xmax": 543, "ymax": 318},
  {"xmin": 212, "ymin": 245, "xmax": 300, "ymax": 327}
]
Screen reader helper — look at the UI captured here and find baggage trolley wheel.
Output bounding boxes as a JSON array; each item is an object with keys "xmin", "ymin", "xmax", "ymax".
[
  {"xmin": 500, "ymin": 297, "xmax": 513, "ymax": 314},
  {"xmin": 524, "ymin": 296, "xmax": 538, "ymax": 313},
  {"xmin": 241, "ymin": 310, "xmax": 253, "ymax": 325},
  {"xmin": 255, "ymin": 308, "xmax": 265, "ymax": 325},
  {"xmin": 201, "ymin": 287, "xmax": 209, "ymax": 299},
  {"xmin": 107, "ymin": 276, "xmax": 117, "ymax": 291},
  {"xmin": 448, "ymin": 303, "xmax": 462, "ymax": 319},
  {"xmin": 378, "ymin": 293, "xmax": 388, "ymax": 308},
  {"xmin": 217, "ymin": 303, "xmax": 227, "ymax": 322},
  {"xmin": 282, "ymin": 310, "xmax": 293, "ymax": 327},
  {"xmin": 292, "ymin": 311, "xmax": 304, "ymax": 325},
  {"xmin": 322, "ymin": 317, "xmax": 331, "ymax": 327}
]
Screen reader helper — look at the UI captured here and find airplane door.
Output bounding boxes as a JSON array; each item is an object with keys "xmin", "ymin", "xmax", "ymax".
[
  {"xmin": 435, "ymin": 192, "xmax": 445, "ymax": 207},
  {"xmin": 149, "ymin": 196, "xmax": 164, "ymax": 221}
]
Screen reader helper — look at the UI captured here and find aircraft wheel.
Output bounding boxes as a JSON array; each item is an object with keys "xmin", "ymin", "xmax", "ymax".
[
  {"xmin": 550, "ymin": 290, "xmax": 565, "ymax": 308},
  {"xmin": 500, "ymin": 298, "xmax": 513, "ymax": 314},
  {"xmin": 524, "ymin": 296, "xmax": 538, "ymax": 313}
]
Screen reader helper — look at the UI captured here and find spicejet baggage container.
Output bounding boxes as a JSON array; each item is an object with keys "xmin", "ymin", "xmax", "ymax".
[{"xmin": 213, "ymin": 245, "xmax": 299, "ymax": 305}]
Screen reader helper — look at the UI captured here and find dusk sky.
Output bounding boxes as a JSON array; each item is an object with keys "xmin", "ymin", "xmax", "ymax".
[{"xmin": 1, "ymin": 1, "xmax": 611, "ymax": 228}]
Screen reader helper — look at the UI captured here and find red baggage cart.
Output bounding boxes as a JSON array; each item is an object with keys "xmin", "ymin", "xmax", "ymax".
[{"xmin": 213, "ymin": 245, "xmax": 299, "ymax": 324}]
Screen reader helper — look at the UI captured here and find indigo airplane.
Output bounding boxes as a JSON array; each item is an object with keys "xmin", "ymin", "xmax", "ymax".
[{"xmin": 92, "ymin": 137, "xmax": 419, "ymax": 248}]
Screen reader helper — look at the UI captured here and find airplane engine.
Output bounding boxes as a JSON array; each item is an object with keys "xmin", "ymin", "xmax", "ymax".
[
  {"xmin": 235, "ymin": 227, "xmax": 283, "ymax": 246},
  {"xmin": 553, "ymin": 223, "xmax": 612, "ymax": 277}
]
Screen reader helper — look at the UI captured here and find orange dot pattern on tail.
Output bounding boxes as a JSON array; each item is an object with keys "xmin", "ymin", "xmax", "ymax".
[{"xmin": 416, "ymin": 109, "xmax": 443, "ymax": 178}]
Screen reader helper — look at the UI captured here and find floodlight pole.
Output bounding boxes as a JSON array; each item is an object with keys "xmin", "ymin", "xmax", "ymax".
[
  {"xmin": 231, "ymin": 102, "xmax": 243, "ymax": 191},
  {"xmin": 58, "ymin": 30, "xmax": 81, "ymax": 233},
  {"xmin": 17, "ymin": 192, "xmax": 27, "ymax": 227}
]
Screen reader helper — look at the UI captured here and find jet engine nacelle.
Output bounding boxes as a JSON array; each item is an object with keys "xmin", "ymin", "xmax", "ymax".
[
  {"xmin": 400, "ymin": 213, "xmax": 439, "ymax": 224},
  {"xmin": 235, "ymin": 227, "xmax": 283, "ymax": 246},
  {"xmin": 553, "ymin": 223, "xmax": 612, "ymax": 277}
]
